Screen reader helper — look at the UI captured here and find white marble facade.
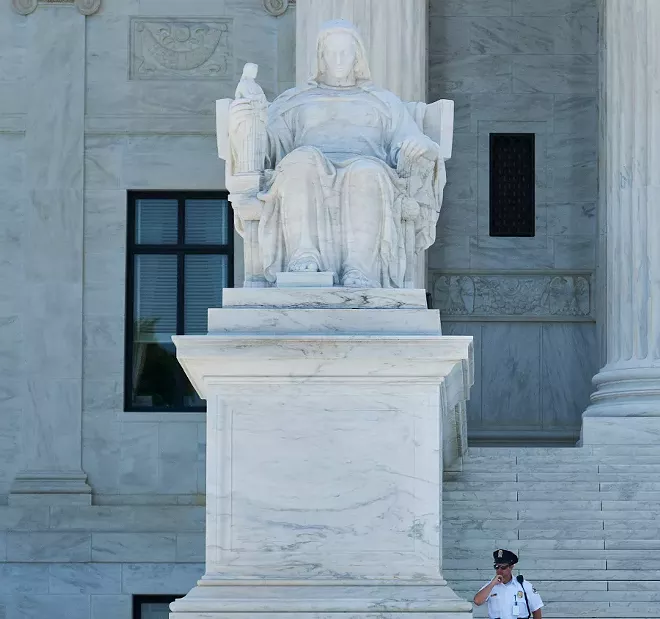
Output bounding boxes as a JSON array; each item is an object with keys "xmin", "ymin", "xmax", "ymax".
[
  {"xmin": 0, "ymin": 1, "xmax": 296, "ymax": 616},
  {"xmin": 0, "ymin": 0, "xmax": 604, "ymax": 616},
  {"xmin": 429, "ymin": 0, "xmax": 599, "ymax": 442}
]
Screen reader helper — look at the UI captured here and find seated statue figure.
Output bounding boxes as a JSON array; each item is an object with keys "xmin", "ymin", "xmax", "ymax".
[{"xmin": 223, "ymin": 20, "xmax": 451, "ymax": 288}]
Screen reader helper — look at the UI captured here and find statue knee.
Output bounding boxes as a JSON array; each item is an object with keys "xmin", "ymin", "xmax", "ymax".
[
  {"xmin": 347, "ymin": 160, "xmax": 388, "ymax": 185},
  {"xmin": 280, "ymin": 146, "xmax": 322, "ymax": 169}
]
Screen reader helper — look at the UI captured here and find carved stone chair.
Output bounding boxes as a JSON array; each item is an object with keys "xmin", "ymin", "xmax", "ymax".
[{"xmin": 216, "ymin": 97, "xmax": 454, "ymax": 288}]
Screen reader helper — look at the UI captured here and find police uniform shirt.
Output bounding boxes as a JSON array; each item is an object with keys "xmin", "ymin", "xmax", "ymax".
[{"xmin": 478, "ymin": 577, "xmax": 543, "ymax": 619}]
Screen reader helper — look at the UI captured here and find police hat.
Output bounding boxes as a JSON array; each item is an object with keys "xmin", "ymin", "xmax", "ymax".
[{"xmin": 493, "ymin": 549, "xmax": 518, "ymax": 565}]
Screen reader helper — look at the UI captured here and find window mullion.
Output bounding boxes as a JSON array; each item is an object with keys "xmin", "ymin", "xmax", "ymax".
[
  {"xmin": 176, "ymin": 196, "xmax": 186, "ymax": 410},
  {"xmin": 125, "ymin": 195, "xmax": 137, "ymax": 411},
  {"xmin": 177, "ymin": 196, "xmax": 186, "ymax": 336}
]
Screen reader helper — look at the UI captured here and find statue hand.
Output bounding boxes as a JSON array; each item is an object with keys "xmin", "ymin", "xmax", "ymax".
[{"xmin": 399, "ymin": 137, "xmax": 434, "ymax": 163}]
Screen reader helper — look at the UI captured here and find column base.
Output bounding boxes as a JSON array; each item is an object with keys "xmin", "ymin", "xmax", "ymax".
[
  {"xmin": 170, "ymin": 581, "xmax": 473, "ymax": 618},
  {"xmin": 582, "ymin": 416, "xmax": 660, "ymax": 445},
  {"xmin": 9, "ymin": 470, "xmax": 92, "ymax": 506},
  {"xmin": 583, "ymin": 365, "xmax": 660, "ymax": 445}
]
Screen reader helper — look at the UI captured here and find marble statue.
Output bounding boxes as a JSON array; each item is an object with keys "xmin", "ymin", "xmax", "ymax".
[{"xmin": 217, "ymin": 20, "xmax": 454, "ymax": 288}]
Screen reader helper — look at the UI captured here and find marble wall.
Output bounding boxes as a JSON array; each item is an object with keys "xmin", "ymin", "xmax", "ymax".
[
  {"xmin": 80, "ymin": 0, "xmax": 294, "ymax": 502},
  {"xmin": 0, "ymin": 0, "xmax": 294, "ymax": 498},
  {"xmin": 428, "ymin": 0, "xmax": 599, "ymax": 441},
  {"xmin": 0, "ymin": 0, "xmax": 293, "ymax": 613},
  {"xmin": 0, "ymin": 2, "xmax": 25, "ymax": 497},
  {"xmin": 0, "ymin": 0, "xmax": 600, "ymax": 493},
  {"xmin": 0, "ymin": 0, "xmax": 602, "ymax": 612}
]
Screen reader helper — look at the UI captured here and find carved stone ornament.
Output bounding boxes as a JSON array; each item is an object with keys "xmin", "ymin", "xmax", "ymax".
[
  {"xmin": 432, "ymin": 273, "xmax": 592, "ymax": 318},
  {"xmin": 74, "ymin": 0, "xmax": 101, "ymax": 15},
  {"xmin": 216, "ymin": 19, "xmax": 453, "ymax": 289},
  {"xmin": 11, "ymin": 0, "xmax": 37, "ymax": 14},
  {"xmin": 11, "ymin": 0, "xmax": 101, "ymax": 15},
  {"xmin": 263, "ymin": 0, "xmax": 292, "ymax": 16},
  {"xmin": 130, "ymin": 17, "xmax": 233, "ymax": 81}
]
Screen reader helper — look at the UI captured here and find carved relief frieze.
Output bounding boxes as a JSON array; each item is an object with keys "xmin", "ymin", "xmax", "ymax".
[
  {"xmin": 11, "ymin": 0, "xmax": 100, "ymax": 15},
  {"xmin": 432, "ymin": 273, "xmax": 592, "ymax": 319},
  {"xmin": 130, "ymin": 17, "xmax": 233, "ymax": 81}
]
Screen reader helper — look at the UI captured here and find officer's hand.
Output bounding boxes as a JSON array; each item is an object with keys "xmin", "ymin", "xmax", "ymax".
[{"xmin": 491, "ymin": 575, "xmax": 503, "ymax": 586}]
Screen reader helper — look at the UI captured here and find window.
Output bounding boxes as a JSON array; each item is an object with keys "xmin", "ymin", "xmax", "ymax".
[
  {"xmin": 125, "ymin": 191, "xmax": 233, "ymax": 412},
  {"xmin": 133, "ymin": 595, "xmax": 183, "ymax": 619},
  {"xmin": 489, "ymin": 133, "xmax": 536, "ymax": 237}
]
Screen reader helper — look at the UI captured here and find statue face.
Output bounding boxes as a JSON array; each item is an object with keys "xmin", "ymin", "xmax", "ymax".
[{"xmin": 321, "ymin": 32, "xmax": 357, "ymax": 81}]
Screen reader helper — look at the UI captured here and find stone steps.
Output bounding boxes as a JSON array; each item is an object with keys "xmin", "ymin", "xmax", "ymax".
[{"xmin": 443, "ymin": 447, "xmax": 660, "ymax": 619}]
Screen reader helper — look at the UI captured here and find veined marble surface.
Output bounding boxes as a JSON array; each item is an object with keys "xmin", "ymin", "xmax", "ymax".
[
  {"xmin": 171, "ymin": 582, "xmax": 473, "ymax": 615},
  {"xmin": 174, "ymin": 334, "xmax": 473, "ymax": 394},
  {"xmin": 209, "ymin": 308, "xmax": 441, "ymax": 335},
  {"xmin": 173, "ymin": 287, "xmax": 473, "ymax": 615},
  {"xmin": 203, "ymin": 383, "xmax": 445, "ymax": 579},
  {"xmin": 223, "ymin": 287, "xmax": 428, "ymax": 309}
]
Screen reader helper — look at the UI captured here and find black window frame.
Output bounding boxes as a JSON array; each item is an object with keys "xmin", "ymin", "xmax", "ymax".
[
  {"xmin": 132, "ymin": 594, "xmax": 183, "ymax": 618},
  {"xmin": 125, "ymin": 190, "xmax": 234, "ymax": 413},
  {"xmin": 489, "ymin": 132, "xmax": 536, "ymax": 238}
]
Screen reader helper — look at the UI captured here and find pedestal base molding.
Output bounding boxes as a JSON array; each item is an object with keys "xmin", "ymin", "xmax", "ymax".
[
  {"xmin": 170, "ymin": 582, "xmax": 473, "ymax": 618},
  {"xmin": 584, "ymin": 365, "xmax": 660, "ymax": 444}
]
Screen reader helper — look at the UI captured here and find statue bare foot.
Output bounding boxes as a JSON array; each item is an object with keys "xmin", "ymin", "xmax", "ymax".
[
  {"xmin": 288, "ymin": 256, "xmax": 320, "ymax": 272},
  {"xmin": 341, "ymin": 269, "xmax": 375, "ymax": 288}
]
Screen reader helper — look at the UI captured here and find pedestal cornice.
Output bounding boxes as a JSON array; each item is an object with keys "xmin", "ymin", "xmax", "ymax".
[{"xmin": 11, "ymin": 0, "xmax": 101, "ymax": 16}]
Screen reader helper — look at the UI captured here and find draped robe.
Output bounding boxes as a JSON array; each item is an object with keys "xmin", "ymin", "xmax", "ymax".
[{"xmin": 257, "ymin": 81, "xmax": 446, "ymax": 288}]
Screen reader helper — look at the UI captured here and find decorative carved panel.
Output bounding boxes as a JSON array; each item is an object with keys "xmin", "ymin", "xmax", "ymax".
[
  {"xmin": 130, "ymin": 18, "xmax": 234, "ymax": 81},
  {"xmin": 489, "ymin": 133, "xmax": 536, "ymax": 237},
  {"xmin": 432, "ymin": 273, "xmax": 592, "ymax": 319}
]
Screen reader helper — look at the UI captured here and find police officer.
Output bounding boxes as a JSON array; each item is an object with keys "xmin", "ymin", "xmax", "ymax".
[{"xmin": 473, "ymin": 549, "xmax": 543, "ymax": 619}]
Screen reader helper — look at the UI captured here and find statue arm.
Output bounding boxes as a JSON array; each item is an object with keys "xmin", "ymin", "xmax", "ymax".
[
  {"xmin": 264, "ymin": 108, "xmax": 295, "ymax": 170},
  {"xmin": 386, "ymin": 96, "xmax": 447, "ymax": 255},
  {"xmin": 388, "ymin": 100, "xmax": 442, "ymax": 168},
  {"xmin": 223, "ymin": 92, "xmax": 296, "ymax": 178}
]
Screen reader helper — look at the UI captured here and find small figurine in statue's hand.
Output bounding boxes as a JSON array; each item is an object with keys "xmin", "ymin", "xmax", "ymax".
[
  {"xmin": 229, "ymin": 63, "xmax": 269, "ymax": 175},
  {"xmin": 235, "ymin": 63, "xmax": 267, "ymax": 107}
]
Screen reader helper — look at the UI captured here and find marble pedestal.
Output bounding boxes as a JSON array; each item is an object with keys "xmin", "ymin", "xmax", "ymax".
[{"xmin": 171, "ymin": 288, "xmax": 474, "ymax": 619}]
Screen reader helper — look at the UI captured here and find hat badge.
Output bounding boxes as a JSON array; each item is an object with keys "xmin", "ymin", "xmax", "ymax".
[{"xmin": 497, "ymin": 550, "xmax": 503, "ymax": 558}]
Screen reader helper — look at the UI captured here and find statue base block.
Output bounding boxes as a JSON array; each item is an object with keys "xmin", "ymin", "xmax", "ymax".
[
  {"xmin": 276, "ymin": 271, "xmax": 335, "ymax": 287},
  {"xmin": 171, "ymin": 289, "xmax": 474, "ymax": 618}
]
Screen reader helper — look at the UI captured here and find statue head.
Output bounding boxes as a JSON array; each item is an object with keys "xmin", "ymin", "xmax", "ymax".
[{"xmin": 313, "ymin": 20, "xmax": 371, "ymax": 86}]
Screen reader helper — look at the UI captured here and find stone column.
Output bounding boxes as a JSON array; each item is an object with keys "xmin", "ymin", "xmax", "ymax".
[
  {"xmin": 583, "ymin": 0, "xmax": 660, "ymax": 444},
  {"xmin": 9, "ymin": 0, "xmax": 100, "ymax": 504},
  {"xmin": 295, "ymin": 0, "xmax": 430, "ymax": 288}
]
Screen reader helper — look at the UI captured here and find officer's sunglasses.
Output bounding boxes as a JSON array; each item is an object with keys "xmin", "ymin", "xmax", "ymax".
[{"xmin": 493, "ymin": 563, "xmax": 512, "ymax": 570}]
